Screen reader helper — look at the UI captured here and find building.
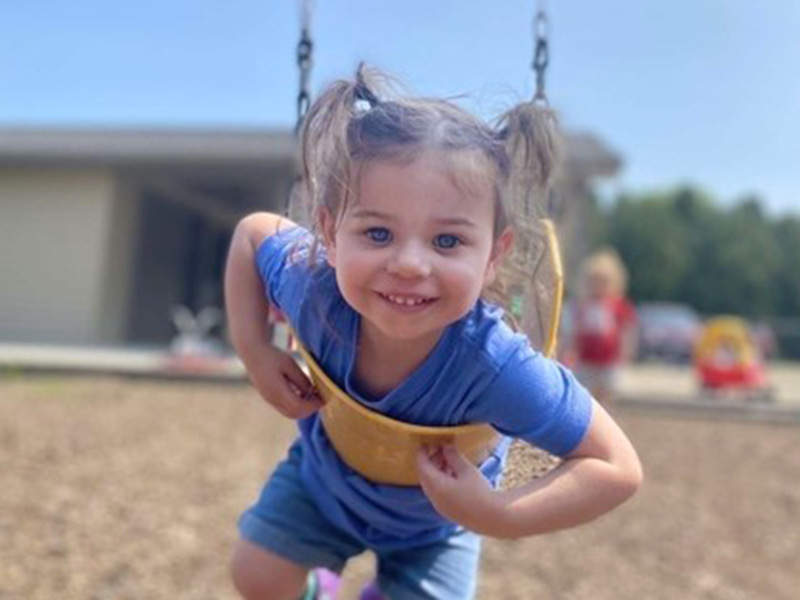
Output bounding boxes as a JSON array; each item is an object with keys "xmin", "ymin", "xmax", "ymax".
[{"xmin": 0, "ymin": 127, "xmax": 620, "ymax": 348}]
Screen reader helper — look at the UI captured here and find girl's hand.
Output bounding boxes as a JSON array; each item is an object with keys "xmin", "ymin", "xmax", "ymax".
[
  {"xmin": 244, "ymin": 343, "xmax": 323, "ymax": 420},
  {"xmin": 225, "ymin": 212, "xmax": 319, "ymax": 420},
  {"xmin": 416, "ymin": 445, "xmax": 501, "ymax": 536}
]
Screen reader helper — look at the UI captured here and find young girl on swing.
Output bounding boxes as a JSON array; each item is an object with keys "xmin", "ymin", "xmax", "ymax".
[{"xmin": 225, "ymin": 65, "xmax": 642, "ymax": 600}]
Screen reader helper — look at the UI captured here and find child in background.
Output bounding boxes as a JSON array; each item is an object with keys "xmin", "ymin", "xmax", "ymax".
[
  {"xmin": 573, "ymin": 249, "xmax": 638, "ymax": 405},
  {"xmin": 225, "ymin": 65, "xmax": 642, "ymax": 600}
]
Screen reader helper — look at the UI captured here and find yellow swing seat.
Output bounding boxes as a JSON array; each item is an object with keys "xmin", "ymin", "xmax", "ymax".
[{"xmin": 296, "ymin": 218, "xmax": 563, "ymax": 486}]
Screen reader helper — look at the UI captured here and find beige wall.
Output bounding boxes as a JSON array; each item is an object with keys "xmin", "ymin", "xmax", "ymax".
[
  {"xmin": 0, "ymin": 168, "xmax": 118, "ymax": 344},
  {"xmin": 95, "ymin": 178, "xmax": 139, "ymax": 344}
]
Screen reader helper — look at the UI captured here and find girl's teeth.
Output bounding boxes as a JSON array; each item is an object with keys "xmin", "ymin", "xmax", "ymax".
[{"xmin": 387, "ymin": 294, "xmax": 426, "ymax": 306}]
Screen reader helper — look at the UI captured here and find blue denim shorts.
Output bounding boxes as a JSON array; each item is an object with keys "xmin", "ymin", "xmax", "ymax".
[{"xmin": 239, "ymin": 443, "xmax": 482, "ymax": 600}]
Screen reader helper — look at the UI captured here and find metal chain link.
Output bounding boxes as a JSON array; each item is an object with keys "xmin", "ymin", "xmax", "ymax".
[
  {"xmin": 532, "ymin": 7, "xmax": 550, "ymax": 104},
  {"xmin": 287, "ymin": 0, "xmax": 315, "ymax": 223},
  {"xmin": 296, "ymin": 0, "xmax": 314, "ymax": 133}
]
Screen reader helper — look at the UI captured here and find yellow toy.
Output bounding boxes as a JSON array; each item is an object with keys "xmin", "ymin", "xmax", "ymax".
[
  {"xmin": 694, "ymin": 316, "xmax": 772, "ymax": 401},
  {"xmin": 296, "ymin": 218, "xmax": 563, "ymax": 486}
]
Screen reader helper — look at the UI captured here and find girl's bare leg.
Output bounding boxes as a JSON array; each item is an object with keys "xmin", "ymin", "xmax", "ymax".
[{"xmin": 230, "ymin": 539, "xmax": 310, "ymax": 600}]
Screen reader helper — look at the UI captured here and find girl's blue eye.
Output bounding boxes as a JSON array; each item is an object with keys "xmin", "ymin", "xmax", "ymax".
[
  {"xmin": 434, "ymin": 234, "xmax": 461, "ymax": 249},
  {"xmin": 366, "ymin": 227, "xmax": 392, "ymax": 244}
]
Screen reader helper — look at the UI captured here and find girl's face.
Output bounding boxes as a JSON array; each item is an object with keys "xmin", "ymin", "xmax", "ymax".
[
  {"xmin": 322, "ymin": 153, "xmax": 512, "ymax": 349},
  {"xmin": 587, "ymin": 271, "xmax": 616, "ymax": 299}
]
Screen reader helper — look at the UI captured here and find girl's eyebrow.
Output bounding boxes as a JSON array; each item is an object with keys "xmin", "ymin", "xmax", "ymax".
[
  {"xmin": 350, "ymin": 208, "xmax": 395, "ymax": 221},
  {"xmin": 434, "ymin": 216, "xmax": 477, "ymax": 228},
  {"xmin": 350, "ymin": 209, "xmax": 476, "ymax": 228}
]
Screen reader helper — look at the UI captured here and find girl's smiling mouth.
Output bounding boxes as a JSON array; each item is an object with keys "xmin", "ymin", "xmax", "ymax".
[{"xmin": 376, "ymin": 291, "xmax": 438, "ymax": 310}]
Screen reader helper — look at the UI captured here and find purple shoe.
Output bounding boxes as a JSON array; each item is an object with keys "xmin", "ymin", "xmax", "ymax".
[
  {"xmin": 313, "ymin": 568, "xmax": 342, "ymax": 600},
  {"xmin": 359, "ymin": 579, "xmax": 386, "ymax": 600}
]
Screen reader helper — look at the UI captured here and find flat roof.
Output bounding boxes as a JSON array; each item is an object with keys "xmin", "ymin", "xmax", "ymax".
[
  {"xmin": 0, "ymin": 126, "xmax": 621, "ymax": 177},
  {"xmin": 0, "ymin": 127, "xmax": 297, "ymax": 167}
]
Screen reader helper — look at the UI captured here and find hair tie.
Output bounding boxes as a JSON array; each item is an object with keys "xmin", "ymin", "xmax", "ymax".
[{"xmin": 354, "ymin": 64, "xmax": 380, "ymax": 109}]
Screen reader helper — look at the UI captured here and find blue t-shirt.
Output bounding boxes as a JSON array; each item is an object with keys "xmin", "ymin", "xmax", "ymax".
[{"xmin": 257, "ymin": 226, "xmax": 593, "ymax": 550}]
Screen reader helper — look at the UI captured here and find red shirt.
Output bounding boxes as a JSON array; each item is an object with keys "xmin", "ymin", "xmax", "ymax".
[{"xmin": 574, "ymin": 297, "xmax": 637, "ymax": 366}]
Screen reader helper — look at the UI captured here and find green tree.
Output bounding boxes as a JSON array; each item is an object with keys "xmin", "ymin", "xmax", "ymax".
[
  {"xmin": 773, "ymin": 216, "xmax": 800, "ymax": 315},
  {"xmin": 605, "ymin": 192, "xmax": 690, "ymax": 300},
  {"xmin": 600, "ymin": 188, "xmax": 784, "ymax": 317},
  {"xmin": 679, "ymin": 196, "xmax": 780, "ymax": 316}
]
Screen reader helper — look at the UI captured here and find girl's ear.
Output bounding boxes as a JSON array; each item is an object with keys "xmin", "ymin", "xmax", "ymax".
[
  {"xmin": 319, "ymin": 207, "xmax": 337, "ymax": 267},
  {"xmin": 484, "ymin": 227, "xmax": 514, "ymax": 285}
]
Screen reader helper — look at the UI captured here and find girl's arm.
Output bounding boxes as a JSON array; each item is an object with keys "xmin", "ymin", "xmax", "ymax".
[
  {"xmin": 490, "ymin": 400, "xmax": 641, "ymax": 537},
  {"xmin": 417, "ymin": 400, "xmax": 642, "ymax": 539},
  {"xmin": 225, "ymin": 212, "xmax": 321, "ymax": 419}
]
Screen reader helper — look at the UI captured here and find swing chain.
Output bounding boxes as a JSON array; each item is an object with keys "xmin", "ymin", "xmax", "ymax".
[
  {"xmin": 296, "ymin": 1, "xmax": 314, "ymax": 132},
  {"xmin": 532, "ymin": 9, "xmax": 549, "ymax": 104}
]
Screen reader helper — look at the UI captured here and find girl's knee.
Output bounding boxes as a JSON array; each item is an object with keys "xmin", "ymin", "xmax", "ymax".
[{"xmin": 230, "ymin": 539, "xmax": 309, "ymax": 600}]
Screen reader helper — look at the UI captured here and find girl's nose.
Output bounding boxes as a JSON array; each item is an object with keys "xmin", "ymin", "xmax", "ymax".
[{"xmin": 387, "ymin": 242, "xmax": 432, "ymax": 278}]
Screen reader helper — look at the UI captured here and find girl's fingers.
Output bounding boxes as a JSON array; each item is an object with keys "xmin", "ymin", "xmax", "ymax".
[
  {"xmin": 246, "ymin": 349, "xmax": 321, "ymax": 419},
  {"xmin": 283, "ymin": 375, "xmax": 321, "ymax": 404},
  {"xmin": 282, "ymin": 358, "xmax": 318, "ymax": 399},
  {"xmin": 276, "ymin": 373, "xmax": 321, "ymax": 418},
  {"xmin": 416, "ymin": 449, "xmax": 441, "ymax": 487},
  {"xmin": 441, "ymin": 445, "xmax": 471, "ymax": 477},
  {"xmin": 426, "ymin": 445, "xmax": 459, "ymax": 478},
  {"xmin": 285, "ymin": 379, "xmax": 304, "ymax": 397},
  {"xmin": 284, "ymin": 377, "xmax": 318, "ymax": 401},
  {"xmin": 417, "ymin": 446, "xmax": 456, "ymax": 482},
  {"xmin": 433, "ymin": 448, "xmax": 452, "ymax": 475}
]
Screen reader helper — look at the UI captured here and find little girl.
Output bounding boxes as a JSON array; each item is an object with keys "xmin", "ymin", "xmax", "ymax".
[
  {"xmin": 225, "ymin": 66, "xmax": 642, "ymax": 600},
  {"xmin": 572, "ymin": 249, "xmax": 638, "ymax": 405}
]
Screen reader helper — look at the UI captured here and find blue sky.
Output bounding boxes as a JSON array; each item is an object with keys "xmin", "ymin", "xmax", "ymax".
[{"xmin": 2, "ymin": 1, "xmax": 799, "ymax": 215}]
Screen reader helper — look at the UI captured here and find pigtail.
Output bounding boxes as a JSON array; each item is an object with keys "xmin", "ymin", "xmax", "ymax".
[
  {"xmin": 298, "ymin": 64, "xmax": 391, "ymax": 233},
  {"xmin": 495, "ymin": 102, "xmax": 561, "ymax": 218},
  {"xmin": 299, "ymin": 79, "xmax": 355, "ymax": 227},
  {"xmin": 484, "ymin": 102, "xmax": 563, "ymax": 345}
]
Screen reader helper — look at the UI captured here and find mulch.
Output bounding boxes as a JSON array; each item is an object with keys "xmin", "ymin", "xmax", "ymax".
[{"xmin": 1, "ymin": 375, "xmax": 797, "ymax": 600}]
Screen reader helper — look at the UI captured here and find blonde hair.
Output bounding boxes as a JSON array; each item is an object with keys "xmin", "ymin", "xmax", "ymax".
[
  {"xmin": 578, "ymin": 248, "xmax": 629, "ymax": 297},
  {"xmin": 294, "ymin": 64, "xmax": 560, "ymax": 251}
]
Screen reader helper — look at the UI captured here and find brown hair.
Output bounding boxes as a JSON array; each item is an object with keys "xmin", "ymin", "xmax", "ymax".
[{"xmin": 295, "ymin": 64, "xmax": 561, "ymax": 254}]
